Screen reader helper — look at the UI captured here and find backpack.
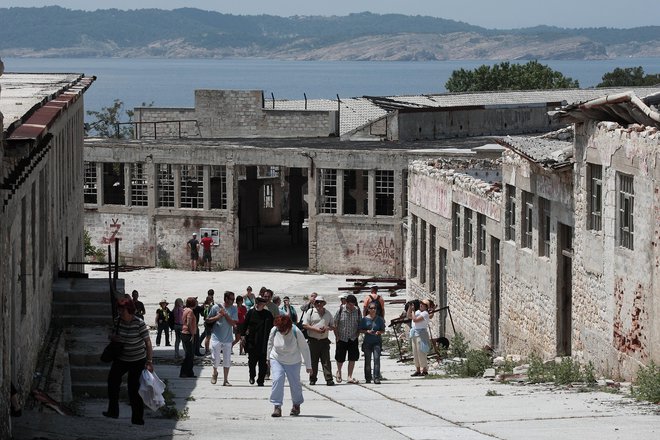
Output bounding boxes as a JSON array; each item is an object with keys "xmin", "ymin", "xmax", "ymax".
[{"xmin": 364, "ymin": 294, "xmax": 384, "ymax": 318}]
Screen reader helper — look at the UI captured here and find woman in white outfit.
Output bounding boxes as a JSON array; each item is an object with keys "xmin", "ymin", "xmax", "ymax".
[
  {"xmin": 408, "ymin": 299, "xmax": 433, "ymax": 376},
  {"xmin": 267, "ymin": 314, "xmax": 312, "ymax": 417}
]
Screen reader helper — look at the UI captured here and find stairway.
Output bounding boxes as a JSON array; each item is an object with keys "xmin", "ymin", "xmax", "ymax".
[{"xmin": 52, "ymin": 277, "xmax": 125, "ymax": 397}]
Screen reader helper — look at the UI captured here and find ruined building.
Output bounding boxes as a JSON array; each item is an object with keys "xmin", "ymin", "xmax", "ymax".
[
  {"xmin": 407, "ymin": 90, "xmax": 660, "ymax": 379},
  {"xmin": 0, "ymin": 65, "xmax": 94, "ymax": 437}
]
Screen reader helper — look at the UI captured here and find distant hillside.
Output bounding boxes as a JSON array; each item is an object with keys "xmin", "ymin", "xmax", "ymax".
[{"xmin": 1, "ymin": 7, "xmax": 659, "ymax": 60}]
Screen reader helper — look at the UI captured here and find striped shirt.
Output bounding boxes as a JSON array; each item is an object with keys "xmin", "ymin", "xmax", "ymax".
[
  {"xmin": 334, "ymin": 305, "xmax": 361, "ymax": 342},
  {"xmin": 115, "ymin": 317, "xmax": 149, "ymax": 362}
]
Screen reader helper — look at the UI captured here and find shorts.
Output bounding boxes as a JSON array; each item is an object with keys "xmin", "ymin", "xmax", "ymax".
[
  {"xmin": 335, "ymin": 338, "xmax": 359, "ymax": 362},
  {"xmin": 190, "ymin": 251, "xmax": 199, "ymax": 260},
  {"xmin": 203, "ymin": 249, "xmax": 212, "ymax": 262},
  {"xmin": 211, "ymin": 341, "xmax": 232, "ymax": 368}
]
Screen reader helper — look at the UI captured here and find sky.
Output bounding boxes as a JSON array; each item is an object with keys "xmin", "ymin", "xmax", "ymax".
[{"xmin": 3, "ymin": 0, "xmax": 659, "ymax": 29}]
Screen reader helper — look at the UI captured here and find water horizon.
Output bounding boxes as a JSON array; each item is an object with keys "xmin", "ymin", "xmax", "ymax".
[{"xmin": 4, "ymin": 57, "xmax": 660, "ymax": 117}]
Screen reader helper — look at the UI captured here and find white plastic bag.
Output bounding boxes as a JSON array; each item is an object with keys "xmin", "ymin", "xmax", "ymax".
[{"xmin": 138, "ymin": 369, "xmax": 166, "ymax": 411}]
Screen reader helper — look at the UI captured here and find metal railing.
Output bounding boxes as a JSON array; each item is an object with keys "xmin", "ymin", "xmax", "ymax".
[{"xmin": 116, "ymin": 120, "xmax": 201, "ymax": 139}]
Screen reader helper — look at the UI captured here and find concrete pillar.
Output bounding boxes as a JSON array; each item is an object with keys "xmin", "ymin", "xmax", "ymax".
[
  {"xmin": 173, "ymin": 165, "xmax": 181, "ymax": 209},
  {"xmin": 337, "ymin": 169, "xmax": 344, "ymax": 216},
  {"xmin": 368, "ymin": 170, "xmax": 375, "ymax": 217}
]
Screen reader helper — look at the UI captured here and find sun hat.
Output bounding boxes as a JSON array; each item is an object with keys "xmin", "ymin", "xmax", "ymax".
[
  {"xmin": 314, "ymin": 296, "xmax": 326, "ymax": 303},
  {"xmin": 159, "ymin": 299, "xmax": 168, "ymax": 305}
]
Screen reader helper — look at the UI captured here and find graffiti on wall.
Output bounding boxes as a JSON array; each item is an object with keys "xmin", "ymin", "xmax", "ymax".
[
  {"xmin": 346, "ymin": 236, "xmax": 398, "ymax": 266},
  {"xmin": 101, "ymin": 218, "xmax": 122, "ymax": 244}
]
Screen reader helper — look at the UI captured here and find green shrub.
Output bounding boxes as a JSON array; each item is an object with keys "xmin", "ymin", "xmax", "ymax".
[
  {"xmin": 450, "ymin": 332, "xmax": 469, "ymax": 358},
  {"xmin": 632, "ymin": 361, "xmax": 660, "ymax": 403},
  {"xmin": 553, "ymin": 357, "xmax": 583, "ymax": 385},
  {"xmin": 445, "ymin": 348, "xmax": 492, "ymax": 377},
  {"xmin": 527, "ymin": 353, "xmax": 552, "ymax": 383}
]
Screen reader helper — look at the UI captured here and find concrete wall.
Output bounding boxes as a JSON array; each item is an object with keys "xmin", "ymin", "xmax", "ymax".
[
  {"xmin": 1, "ymin": 97, "xmax": 86, "ymax": 437},
  {"xmin": 134, "ymin": 90, "xmax": 338, "ymax": 139},
  {"xmin": 572, "ymin": 121, "xmax": 660, "ymax": 379}
]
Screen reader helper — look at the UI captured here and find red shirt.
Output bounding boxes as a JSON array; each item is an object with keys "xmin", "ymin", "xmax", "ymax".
[{"xmin": 201, "ymin": 236, "xmax": 214, "ymax": 251}]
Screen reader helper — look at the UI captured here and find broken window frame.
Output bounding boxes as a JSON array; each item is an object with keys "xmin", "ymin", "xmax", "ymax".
[
  {"xmin": 410, "ymin": 215, "xmax": 418, "ymax": 279},
  {"xmin": 375, "ymin": 170, "xmax": 395, "ymax": 216},
  {"xmin": 587, "ymin": 163, "xmax": 603, "ymax": 231},
  {"xmin": 463, "ymin": 207, "xmax": 473, "ymax": 258},
  {"xmin": 210, "ymin": 165, "xmax": 227, "ymax": 210},
  {"xmin": 505, "ymin": 185, "xmax": 516, "ymax": 242},
  {"xmin": 476, "ymin": 213, "xmax": 487, "ymax": 265},
  {"xmin": 83, "ymin": 161, "xmax": 97, "ymax": 204},
  {"xmin": 521, "ymin": 191, "xmax": 533, "ymax": 249},
  {"xmin": 538, "ymin": 197, "xmax": 551, "ymax": 257},
  {"xmin": 617, "ymin": 173, "xmax": 634, "ymax": 250},
  {"xmin": 102, "ymin": 162, "xmax": 126, "ymax": 206},
  {"xmin": 343, "ymin": 169, "xmax": 369, "ymax": 215},
  {"xmin": 263, "ymin": 183, "xmax": 274, "ymax": 209},
  {"xmin": 318, "ymin": 168, "xmax": 338, "ymax": 214},
  {"xmin": 157, "ymin": 164, "xmax": 175, "ymax": 208},
  {"xmin": 180, "ymin": 164, "xmax": 204, "ymax": 209},
  {"xmin": 130, "ymin": 163, "xmax": 148, "ymax": 207},
  {"xmin": 452, "ymin": 203, "xmax": 461, "ymax": 252}
]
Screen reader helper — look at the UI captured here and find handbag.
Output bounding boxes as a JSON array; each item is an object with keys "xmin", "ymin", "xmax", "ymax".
[{"xmin": 101, "ymin": 320, "xmax": 124, "ymax": 363}]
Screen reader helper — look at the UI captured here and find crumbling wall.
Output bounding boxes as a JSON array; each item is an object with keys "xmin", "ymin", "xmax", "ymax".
[{"xmin": 572, "ymin": 121, "xmax": 659, "ymax": 379}]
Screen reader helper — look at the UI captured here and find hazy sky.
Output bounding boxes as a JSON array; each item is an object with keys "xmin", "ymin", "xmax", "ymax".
[{"xmin": 3, "ymin": 1, "xmax": 659, "ymax": 29}]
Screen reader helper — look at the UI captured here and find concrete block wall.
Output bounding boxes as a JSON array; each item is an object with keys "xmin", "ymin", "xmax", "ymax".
[
  {"xmin": 314, "ymin": 220, "xmax": 401, "ymax": 276},
  {"xmin": 134, "ymin": 90, "xmax": 337, "ymax": 139},
  {"xmin": 572, "ymin": 121, "xmax": 660, "ymax": 379},
  {"xmin": 84, "ymin": 212, "xmax": 153, "ymax": 265}
]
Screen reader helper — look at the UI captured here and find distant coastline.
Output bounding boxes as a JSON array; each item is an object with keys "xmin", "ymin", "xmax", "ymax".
[{"xmin": 1, "ymin": 8, "xmax": 659, "ymax": 61}]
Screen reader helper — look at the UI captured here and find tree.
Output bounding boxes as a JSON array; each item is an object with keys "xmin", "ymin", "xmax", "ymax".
[
  {"xmin": 85, "ymin": 99, "xmax": 134, "ymax": 138},
  {"xmin": 597, "ymin": 66, "xmax": 660, "ymax": 87},
  {"xmin": 445, "ymin": 60, "xmax": 579, "ymax": 93}
]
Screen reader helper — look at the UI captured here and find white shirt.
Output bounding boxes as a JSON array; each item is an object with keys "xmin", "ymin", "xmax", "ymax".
[
  {"xmin": 412, "ymin": 310, "xmax": 429, "ymax": 330},
  {"xmin": 267, "ymin": 327, "xmax": 312, "ymax": 368}
]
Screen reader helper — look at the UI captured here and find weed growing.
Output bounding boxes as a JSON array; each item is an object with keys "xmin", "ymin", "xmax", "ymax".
[{"xmin": 631, "ymin": 361, "xmax": 660, "ymax": 404}]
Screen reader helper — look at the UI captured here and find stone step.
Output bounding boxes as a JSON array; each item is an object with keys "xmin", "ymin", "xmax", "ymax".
[
  {"xmin": 53, "ymin": 301, "xmax": 112, "ymax": 316},
  {"xmin": 71, "ymin": 365, "xmax": 110, "ymax": 382},
  {"xmin": 52, "ymin": 277, "xmax": 125, "ymax": 303},
  {"xmin": 72, "ymin": 381, "xmax": 126, "ymax": 399},
  {"xmin": 55, "ymin": 314, "xmax": 113, "ymax": 327}
]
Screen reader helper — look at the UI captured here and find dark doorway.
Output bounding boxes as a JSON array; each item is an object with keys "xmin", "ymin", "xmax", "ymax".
[
  {"xmin": 437, "ymin": 247, "xmax": 448, "ymax": 336},
  {"xmin": 238, "ymin": 166, "xmax": 309, "ymax": 270},
  {"xmin": 557, "ymin": 223, "xmax": 573, "ymax": 356},
  {"xmin": 490, "ymin": 237, "xmax": 501, "ymax": 350}
]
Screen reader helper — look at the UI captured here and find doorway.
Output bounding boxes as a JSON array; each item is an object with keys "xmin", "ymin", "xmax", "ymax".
[
  {"xmin": 490, "ymin": 237, "xmax": 501, "ymax": 350},
  {"xmin": 238, "ymin": 165, "xmax": 309, "ymax": 270},
  {"xmin": 556, "ymin": 223, "xmax": 573, "ymax": 356}
]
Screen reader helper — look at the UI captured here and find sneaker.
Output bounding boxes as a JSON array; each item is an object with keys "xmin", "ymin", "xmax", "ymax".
[
  {"xmin": 411, "ymin": 371, "xmax": 422, "ymax": 377},
  {"xmin": 211, "ymin": 372, "xmax": 217, "ymax": 384},
  {"xmin": 271, "ymin": 406, "xmax": 282, "ymax": 418},
  {"xmin": 374, "ymin": 379, "xmax": 381, "ymax": 384},
  {"xmin": 290, "ymin": 405, "xmax": 300, "ymax": 416}
]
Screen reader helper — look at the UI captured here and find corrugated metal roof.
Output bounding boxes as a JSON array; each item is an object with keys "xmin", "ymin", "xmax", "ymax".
[{"xmin": 272, "ymin": 86, "xmax": 660, "ymax": 135}]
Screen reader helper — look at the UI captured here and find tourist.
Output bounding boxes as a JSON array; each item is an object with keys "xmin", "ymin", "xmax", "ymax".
[
  {"xmin": 180, "ymin": 297, "xmax": 198, "ymax": 378},
  {"xmin": 363, "ymin": 285, "xmax": 385, "ymax": 317},
  {"xmin": 408, "ymin": 299, "xmax": 432, "ymax": 376},
  {"xmin": 243, "ymin": 286, "xmax": 256, "ymax": 309},
  {"xmin": 103, "ymin": 297, "xmax": 154, "ymax": 425},
  {"xmin": 263, "ymin": 289, "xmax": 280, "ymax": 317},
  {"xmin": 279, "ymin": 296, "xmax": 297, "ymax": 323},
  {"xmin": 172, "ymin": 298, "xmax": 184, "ymax": 358},
  {"xmin": 241, "ymin": 297, "xmax": 274, "ymax": 386},
  {"xmin": 131, "ymin": 290, "xmax": 146, "ymax": 320},
  {"xmin": 360, "ymin": 301, "xmax": 386, "ymax": 384},
  {"xmin": 207, "ymin": 291, "xmax": 238, "ymax": 386},
  {"xmin": 200, "ymin": 232, "xmax": 214, "ymax": 271},
  {"xmin": 192, "ymin": 296, "xmax": 204, "ymax": 356},
  {"xmin": 187, "ymin": 232, "xmax": 199, "ymax": 271},
  {"xmin": 233, "ymin": 295, "xmax": 248, "ymax": 355},
  {"xmin": 333, "ymin": 294, "xmax": 361, "ymax": 384},
  {"xmin": 267, "ymin": 315, "xmax": 312, "ymax": 417},
  {"xmin": 302, "ymin": 295, "xmax": 335, "ymax": 386},
  {"xmin": 201, "ymin": 294, "xmax": 215, "ymax": 354},
  {"xmin": 155, "ymin": 299, "xmax": 171, "ymax": 347}
]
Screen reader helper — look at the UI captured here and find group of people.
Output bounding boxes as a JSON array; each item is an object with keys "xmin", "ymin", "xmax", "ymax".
[
  {"xmin": 105, "ymin": 284, "xmax": 431, "ymax": 423},
  {"xmin": 186, "ymin": 232, "xmax": 215, "ymax": 271}
]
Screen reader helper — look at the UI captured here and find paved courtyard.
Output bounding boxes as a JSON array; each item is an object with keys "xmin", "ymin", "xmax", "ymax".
[{"xmin": 12, "ymin": 269, "xmax": 660, "ymax": 439}]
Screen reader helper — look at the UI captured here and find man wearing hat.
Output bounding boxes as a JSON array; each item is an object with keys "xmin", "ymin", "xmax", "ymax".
[
  {"xmin": 155, "ymin": 299, "xmax": 171, "ymax": 346},
  {"xmin": 302, "ymin": 295, "xmax": 335, "ymax": 386},
  {"xmin": 187, "ymin": 233, "xmax": 200, "ymax": 271}
]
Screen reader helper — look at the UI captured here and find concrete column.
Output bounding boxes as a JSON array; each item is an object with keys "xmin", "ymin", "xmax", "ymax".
[
  {"xmin": 174, "ymin": 165, "xmax": 181, "ymax": 209},
  {"xmin": 96, "ymin": 162, "xmax": 104, "ymax": 206},
  {"xmin": 203, "ymin": 165, "xmax": 210, "ymax": 210},
  {"xmin": 124, "ymin": 163, "xmax": 131, "ymax": 207},
  {"xmin": 307, "ymin": 162, "xmax": 317, "ymax": 272},
  {"xmin": 337, "ymin": 169, "xmax": 344, "ymax": 216},
  {"xmin": 226, "ymin": 162, "xmax": 237, "ymax": 269}
]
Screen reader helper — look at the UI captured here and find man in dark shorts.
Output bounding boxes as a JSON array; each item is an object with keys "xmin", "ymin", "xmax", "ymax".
[
  {"xmin": 333, "ymin": 294, "xmax": 361, "ymax": 384},
  {"xmin": 187, "ymin": 233, "xmax": 199, "ymax": 271},
  {"xmin": 200, "ymin": 232, "xmax": 214, "ymax": 272}
]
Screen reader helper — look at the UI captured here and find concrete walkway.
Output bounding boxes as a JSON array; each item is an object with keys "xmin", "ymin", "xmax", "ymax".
[{"xmin": 12, "ymin": 269, "xmax": 660, "ymax": 439}]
